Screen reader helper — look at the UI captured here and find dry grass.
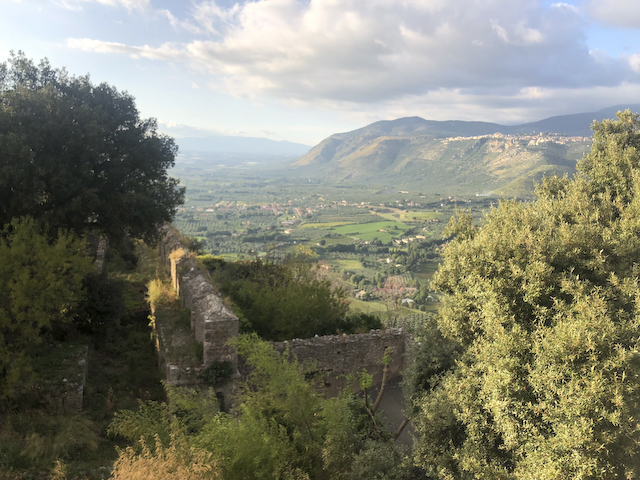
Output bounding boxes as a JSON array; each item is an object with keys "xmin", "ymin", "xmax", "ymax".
[
  {"xmin": 146, "ymin": 279, "xmax": 178, "ymax": 313},
  {"xmin": 169, "ymin": 247, "xmax": 187, "ymax": 262},
  {"xmin": 111, "ymin": 437, "xmax": 221, "ymax": 480}
]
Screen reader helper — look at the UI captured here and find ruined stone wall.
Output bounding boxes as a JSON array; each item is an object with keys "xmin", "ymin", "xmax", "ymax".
[
  {"xmin": 273, "ymin": 328, "xmax": 413, "ymax": 396},
  {"xmin": 158, "ymin": 226, "xmax": 413, "ymax": 396},
  {"xmin": 35, "ymin": 344, "xmax": 89, "ymax": 414},
  {"xmin": 158, "ymin": 226, "xmax": 239, "ymax": 378}
]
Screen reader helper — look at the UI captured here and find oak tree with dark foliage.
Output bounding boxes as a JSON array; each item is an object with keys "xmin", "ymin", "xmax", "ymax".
[{"xmin": 0, "ymin": 52, "xmax": 184, "ymax": 243}]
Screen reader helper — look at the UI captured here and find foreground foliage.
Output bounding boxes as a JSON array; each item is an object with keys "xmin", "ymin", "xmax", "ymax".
[
  {"xmin": 110, "ymin": 334, "xmax": 413, "ymax": 479},
  {"xmin": 413, "ymin": 111, "xmax": 640, "ymax": 479},
  {"xmin": 0, "ymin": 217, "xmax": 92, "ymax": 398}
]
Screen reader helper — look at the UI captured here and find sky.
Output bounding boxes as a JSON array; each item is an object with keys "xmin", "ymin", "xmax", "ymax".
[{"xmin": 2, "ymin": 0, "xmax": 640, "ymax": 146}]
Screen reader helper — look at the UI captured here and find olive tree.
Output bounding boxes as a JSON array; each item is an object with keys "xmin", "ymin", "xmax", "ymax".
[{"xmin": 413, "ymin": 111, "xmax": 640, "ymax": 479}]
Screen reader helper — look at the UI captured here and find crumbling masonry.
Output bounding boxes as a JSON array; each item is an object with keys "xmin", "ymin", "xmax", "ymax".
[{"xmin": 157, "ymin": 226, "xmax": 414, "ymax": 396}]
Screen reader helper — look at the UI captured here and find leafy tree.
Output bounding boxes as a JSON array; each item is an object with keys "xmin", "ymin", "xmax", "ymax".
[
  {"xmin": 0, "ymin": 52, "xmax": 184, "ymax": 243},
  {"xmin": 0, "ymin": 217, "xmax": 93, "ymax": 398},
  {"xmin": 413, "ymin": 111, "xmax": 640, "ymax": 479}
]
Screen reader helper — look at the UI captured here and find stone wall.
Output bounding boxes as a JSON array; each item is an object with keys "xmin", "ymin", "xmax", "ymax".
[
  {"xmin": 157, "ymin": 226, "xmax": 413, "ymax": 396},
  {"xmin": 34, "ymin": 344, "xmax": 89, "ymax": 414},
  {"xmin": 158, "ymin": 226, "xmax": 239, "ymax": 386},
  {"xmin": 273, "ymin": 329, "xmax": 413, "ymax": 396}
]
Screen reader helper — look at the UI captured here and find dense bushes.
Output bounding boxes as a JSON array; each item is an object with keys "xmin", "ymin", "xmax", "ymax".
[
  {"xmin": 413, "ymin": 111, "xmax": 640, "ymax": 479},
  {"xmin": 109, "ymin": 335, "xmax": 413, "ymax": 480},
  {"xmin": 205, "ymin": 252, "xmax": 381, "ymax": 341}
]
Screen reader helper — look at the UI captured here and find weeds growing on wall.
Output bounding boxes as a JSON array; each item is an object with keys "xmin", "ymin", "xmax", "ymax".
[
  {"xmin": 147, "ymin": 278, "xmax": 178, "ymax": 313},
  {"xmin": 199, "ymin": 361, "xmax": 232, "ymax": 388}
]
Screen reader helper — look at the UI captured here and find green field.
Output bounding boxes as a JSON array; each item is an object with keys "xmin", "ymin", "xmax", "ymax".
[
  {"xmin": 299, "ymin": 221, "xmax": 355, "ymax": 228},
  {"xmin": 332, "ymin": 221, "xmax": 411, "ymax": 242},
  {"xmin": 332, "ymin": 259, "xmax": 364, "ymax": 270},
  {"xmin": 413, "ymin": 260, "xmax": 441, "ymax": 282},
  {"xmin": 348, "ymin": 298, "xmax": 387, "ymax": 315}
]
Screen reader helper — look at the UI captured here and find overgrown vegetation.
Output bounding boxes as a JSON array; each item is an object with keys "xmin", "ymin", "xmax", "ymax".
[
  {"xmin": 207, "ymin": 247, "xmax": 381, "ymax": 341},
  {"xmin": 0, "ymin": 217, "xmax": 93, "ymax": 399},
  {"xmin": 200, "ymin": 361, "xmax": 232, "ymax": 388},
  {"xmin": 109, "ymin": 334, "xmax": 415, "ymax": 480},
  {"xmin": 0, "ymin": 52, "xmax": 180, "ymax": 479},
  {"xmin": 0, "ymin": 241, "xmax": 166, "ymax": 479}
]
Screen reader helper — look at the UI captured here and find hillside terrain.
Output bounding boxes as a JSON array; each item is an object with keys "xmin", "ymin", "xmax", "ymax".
[{"xmin": 293, "ymin": 105, "xmax": 640, "ymax": 196}]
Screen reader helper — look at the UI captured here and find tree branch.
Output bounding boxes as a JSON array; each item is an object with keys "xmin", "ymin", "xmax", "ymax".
[{"xmin": 393, "ymin": 417, "xmax": 410, "ymax": 440}]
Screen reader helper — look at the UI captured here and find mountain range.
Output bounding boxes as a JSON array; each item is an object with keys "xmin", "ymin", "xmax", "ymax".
[
  {"xmin": 175, "ymin": 135, "xmax": 310, "ymax": 156},
  {"xmin": 292, "ymin": 105, "xmax": 640, "ymax": 196}
]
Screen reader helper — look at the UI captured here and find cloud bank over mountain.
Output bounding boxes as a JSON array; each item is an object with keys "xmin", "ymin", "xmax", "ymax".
[
  {"xmin": 66, "ymin": 0, "xmax": 640, "ymax": 119},
  {"xmin": 7, "ymin": 0, "xmax": 640, "ymax": 144}
]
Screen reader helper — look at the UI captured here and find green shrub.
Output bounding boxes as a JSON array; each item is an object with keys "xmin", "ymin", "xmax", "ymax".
[
  {"xmin": 0, "ymin": 412, "xmax": 99, "ymax": 470},
  {"xmin": 198, "ymin": 255, "xmax": 226, "ymax": 271},
  {"xmin": 212, "ymin": 259, "xmax": 350, "ymax": 341},
  {"xmin": 200, "ymin": 361, "xmax": 232, "ymax": 388}
]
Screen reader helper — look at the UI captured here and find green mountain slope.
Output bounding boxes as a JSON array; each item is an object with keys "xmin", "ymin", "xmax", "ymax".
[
  {"xmin": 295, "ymin": 133, "xmax": 590, "ymax": 196},
  {"xmin": 292, "ymin": 106, "xmax": 640, "ymax": 196}
]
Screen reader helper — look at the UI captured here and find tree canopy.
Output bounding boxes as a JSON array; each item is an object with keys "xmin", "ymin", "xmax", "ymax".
[
  {"xmin": 413, "ymin": 110, "xmax": 640, "ymax": 479},
  {"xmin": 0, "ymin": 52, "xmax": 184, "ymax": 243}
]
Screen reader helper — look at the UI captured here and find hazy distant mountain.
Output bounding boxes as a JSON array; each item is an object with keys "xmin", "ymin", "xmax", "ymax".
[
  {"xmin": 293, "ymin": 105, "xmax": 640, "ymax": 196},
  {"xmin": 176, "ymin": 135, "xmax": 311, "ymax": 156},
  {"xmin": 508, "ymin": 105, "xmax": 640, "ymax": 136}
]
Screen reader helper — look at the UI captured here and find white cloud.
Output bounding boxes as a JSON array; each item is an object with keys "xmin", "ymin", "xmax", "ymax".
[
  {"xmin": 56, "ymin": 0, "xmax": 150, "ymax": 12},
  {"xmin": 179, "ymin": 0, "xmax": 637, "ymax": 102},
  {"xmin": 492, "ymin": 20, "xmax": 544, "ymax": 46},
  {"xmin": 586, "ymin": 0, "xmax": 640, "ymax": 29},
  {"xmin": 191, "ymin": 1, "xmax": 241, "ymax": 35},
  {"xmin": 67, "ymin": 38, "xmax": 180, "ymax": 60},
  {"xmin": 108, "ymin": 0, "xmax": 149, "ymax": 10},
  {"xmin": 159, "ymin": 8, "xmax": 205, "ymax": 34},
  {"xmin": 66, "ymin": 0, "xmax": 640, "ymax": 110}
]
